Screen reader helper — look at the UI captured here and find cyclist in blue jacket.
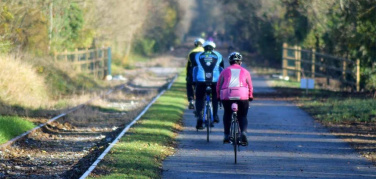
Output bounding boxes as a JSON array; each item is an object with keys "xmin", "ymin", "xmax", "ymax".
[{"xmin": 192, "ymin": 41, "xmax": 224, "ymax": 129}]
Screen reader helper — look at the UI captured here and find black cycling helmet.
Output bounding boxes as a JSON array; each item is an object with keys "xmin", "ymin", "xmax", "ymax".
[
  {"xmin": 228, "ymin": 52, "xmax": 242, "ymax": 61},
  {"xmin": 194, "ymin": 38, "xmax": 205, "ymax": 47}
]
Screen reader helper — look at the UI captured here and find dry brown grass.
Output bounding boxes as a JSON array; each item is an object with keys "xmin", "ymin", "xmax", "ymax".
[
  {"xmin": 0, "ymin": 55, "xmax": 49, "ymax": 108},
  {"xmin": 0, "ymin": 53, "xmax": 109, "ymax": 111}
]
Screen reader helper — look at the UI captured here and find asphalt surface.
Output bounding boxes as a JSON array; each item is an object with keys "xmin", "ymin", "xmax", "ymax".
[{"xmin": 162, "ymin": 75, "xmax": 376, "ymax": 178}]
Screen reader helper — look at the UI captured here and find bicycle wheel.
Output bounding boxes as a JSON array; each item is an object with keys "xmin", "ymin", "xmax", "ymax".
[
  {"xmin": 232, "ymin": 117, "xmax": 238, "ymax": 163},
  {"xmin": 206, "ymin": 106, "xmax": 211, "ymax": 142}
]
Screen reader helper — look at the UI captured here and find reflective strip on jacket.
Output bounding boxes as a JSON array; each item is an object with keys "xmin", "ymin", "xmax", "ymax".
[{"xmin": 216, "ymin": 64, "xmax": 253, "ymax": 100}]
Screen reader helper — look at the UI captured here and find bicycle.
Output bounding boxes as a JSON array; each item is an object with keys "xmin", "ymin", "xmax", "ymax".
[
  {"xmin": 197, "ymin": 85, "xmax": 214, "ymax": 143},
  {"xmin": 229, "ymin": 102, "xmax": 241, "ymax": 164}
]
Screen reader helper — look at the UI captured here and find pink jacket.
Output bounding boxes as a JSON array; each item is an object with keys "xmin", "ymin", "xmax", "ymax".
[{"xmin": 216, "ymin": 64, "xmax": 253, "ymax": 100}]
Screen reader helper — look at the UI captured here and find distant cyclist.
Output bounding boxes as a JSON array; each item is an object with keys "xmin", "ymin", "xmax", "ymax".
[
  {"xmin": 192, "ymin": 41, "xmax": 224, "ymax": 129},
  {"xmin": 216, "ymin": 52, "xmax": 253, "ymax": 145},
  {"xmin": 186, "ymin": 38, "xmax": 205, "ymax": 109}
]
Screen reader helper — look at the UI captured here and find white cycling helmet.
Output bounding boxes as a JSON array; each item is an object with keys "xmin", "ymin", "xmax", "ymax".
[
  {"xmin": 194, "ymin": 38, "xmax": 205, "ymax": 47},
  {"xmin": 203, "ymin": 41, "xmax": 216, "ymax": 49}
]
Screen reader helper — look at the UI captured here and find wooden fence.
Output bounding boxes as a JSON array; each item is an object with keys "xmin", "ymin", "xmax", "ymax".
[
  {"xmin": 282, "ymin": 43, "xmax": 360, "ymax": 91},
  {"xmin": 54, "ymin": 47, "xmax": 111, "ymax": 79}
]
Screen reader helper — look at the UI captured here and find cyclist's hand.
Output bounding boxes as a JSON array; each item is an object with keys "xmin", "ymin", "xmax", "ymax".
[{"xmin": 249, "ymin": 98, "xmax": 253, "ymax": 102}]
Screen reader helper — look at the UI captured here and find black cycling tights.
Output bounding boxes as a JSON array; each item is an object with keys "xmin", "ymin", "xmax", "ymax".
[
  {"xmin": 222, "ymin": 100, "xmax": 249, "ymax": 135},
  {"xmin": 195, "ymin": 83, "xmax": 218, "ymax": 119}
]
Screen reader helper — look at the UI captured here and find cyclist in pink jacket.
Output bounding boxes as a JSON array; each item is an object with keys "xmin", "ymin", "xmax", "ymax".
[{"xmin": 216, "ymin": 52, "xmax": 253, "ymax": 145}]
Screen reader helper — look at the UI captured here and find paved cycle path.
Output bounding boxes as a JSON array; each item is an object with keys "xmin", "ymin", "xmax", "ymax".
[{"xmin": 162, "ymin": 74, "xmax": 376, "ymax": 178}]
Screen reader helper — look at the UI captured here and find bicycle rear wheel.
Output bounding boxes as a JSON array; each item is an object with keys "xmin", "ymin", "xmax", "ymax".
[
  {"xmin": 206, "ymin": 106, "xmax": 211, "ymax": 142},
  {"xmin": 232, "ymin": 119, "xmax": 238, "ymax": 164}
]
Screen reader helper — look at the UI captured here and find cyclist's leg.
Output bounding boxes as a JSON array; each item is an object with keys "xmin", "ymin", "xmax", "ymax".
[
  {"xmin": 237, "ymin": 100, "xmax": 249, "ymax": 145},
  {"xmin": 211, "ymin": 83, "xmax": 220, "ymax": 123},
  {"xmin": 186, "ymin": 81, "xmax": 195, "ymax": 109},
  {"xmin": 195, "ymin": 83, "xmax": 206, "ymax": 129},
  {"xmin": 222, "ymin": 100, "xmax": 232, "ymax": 142},
  {"xmin": 237, "ymin": 100, "xmax": 249, "ymax": 132},
  {"xmin": 186, "ymin": 81, "xmax": 193, "ymax": 101}
]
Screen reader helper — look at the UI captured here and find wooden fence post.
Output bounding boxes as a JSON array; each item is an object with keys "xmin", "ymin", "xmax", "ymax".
[
  {"xmin": 342, "ymin": 60, "xmax": 347, "ymax": 81},
  {"xmin": 311, "ymin": 49, "xmax": 315, "ymax": 78},
  {"xmin": 295, "ymin": 45, "xmax": 301, "ymax": 81},
  {"xmin": 356, "ymin": 59, "xmax": 360, "ymax": 92},
  {"xmin": 282, "ymin": 43, "xmax": 288, "ymax": 78},
  {"xmin": 107, "ymin": 47, "xmax": 112, "ymax": 77}
]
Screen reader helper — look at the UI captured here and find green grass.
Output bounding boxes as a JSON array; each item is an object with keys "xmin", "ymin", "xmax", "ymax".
[
  {"xmin": 89, "ymin": 73, "xmax": 187, "ymax": 178},
  {"xmin": 128, "ymin": 53, "xmax": 149, "ymax": 63},
  {"xmin": 300, "ymin": 98, "xmax": 376, "ymax": 123},
  {"xmin": 0, "ymin": 116, "xmax": 36, "ymax": 144},
  {"xmin": 269, "ymin": 79, "xmax": 300, "ymax": 88},
  {"xmin": 112, "ymin": 53, "xmax": 150, "ymax": 71},
  {"xmin": 267, "ymin": 78, "xmax": 376, "ymax": 123}
]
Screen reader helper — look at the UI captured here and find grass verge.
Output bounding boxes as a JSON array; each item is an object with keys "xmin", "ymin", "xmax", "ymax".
[
  {"xmin": 88, "ymin": 73, "xmax": 187, "ymax": 178},
  {"xmin": 299, "ymin": 97, "xmax": 376, "ymax": 123},
  {"xmin": 0, "ymin": 116, "xmax": 36, "ymax": 145},
  {"xmin": 269, "ymin": 79, "xmax": 300, "ymax": 88},
  {"xmin": 267, "ymin": 79, "xmax": 376, "ymax": 123}
]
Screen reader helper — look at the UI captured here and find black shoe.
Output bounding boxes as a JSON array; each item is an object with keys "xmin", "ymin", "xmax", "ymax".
[
  {"xmin": 214, "ymin": 115, "xmax": 220, "ymax": 123},
  {"xmin": 223, "ymin": 134, "xmax": 230, "ymax": 144},
  {"xmin": 240, "ymin": 132, "xmax": 248, "ymax": 146},
  {"xmin": 196, "ymin": 119, "xmax": 204, "ymax": 130},
  {"xmin": 188, "ymin": 100, "xmax": 194, "ymax": 109}
]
